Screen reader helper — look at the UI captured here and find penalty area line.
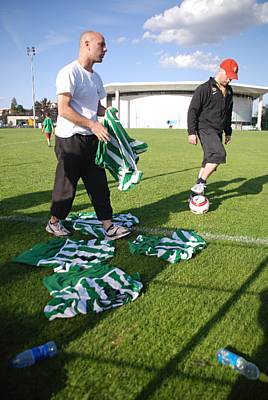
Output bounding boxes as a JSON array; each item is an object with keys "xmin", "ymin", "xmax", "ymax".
[{"xmin": 0, "ymin": 215, "xmax": 268, "ymax": 247}]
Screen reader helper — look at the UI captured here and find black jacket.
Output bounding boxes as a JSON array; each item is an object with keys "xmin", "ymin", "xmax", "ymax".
[{"xmin": 187, "ymin": 77, "xmax": 233, "ymax": 135}]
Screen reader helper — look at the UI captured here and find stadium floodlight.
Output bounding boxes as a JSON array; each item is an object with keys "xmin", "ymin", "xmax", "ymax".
[{"xmin": 26, "ymin": 46, "xmax": 36, "ymax": 128}]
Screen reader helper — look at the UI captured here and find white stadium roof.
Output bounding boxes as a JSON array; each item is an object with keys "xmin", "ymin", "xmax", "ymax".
[{"xmin": 105, "ymin": 81, "xmax": 268, "ymax": 100}]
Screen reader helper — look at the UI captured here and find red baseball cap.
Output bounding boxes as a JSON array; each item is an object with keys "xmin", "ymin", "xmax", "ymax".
[{"xmin": 220, "ymin": 58, "xmax": 238, "ymax": 80}]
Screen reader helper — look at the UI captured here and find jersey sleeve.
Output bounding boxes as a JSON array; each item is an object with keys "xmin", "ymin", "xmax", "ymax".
[
  {"xmin": 224, "ymin": 101, "xmax": 233, "ymax": 135},
  {"xmin": 224, "ymin": 88, "xmax": 233, "ymax": 136},
  {"xmin": 187, "ymin": 85, "xmax": 203, "ymax": 135},
  {"xmin": 56, "ymin": 67, "xmax": 75, "ymax": 96},
  {"xmin": 95, "ymin": 72, "xmax": 106, "ymax": 100}
]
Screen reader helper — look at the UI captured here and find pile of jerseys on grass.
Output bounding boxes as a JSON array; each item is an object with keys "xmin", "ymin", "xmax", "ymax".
[
  {"xmin": 13, "ymin": 212, "xmax": 206, "ymax": 321},
  {"xmin": 13, "ymin": 214, "xmax": 142, "ymax": 321}
]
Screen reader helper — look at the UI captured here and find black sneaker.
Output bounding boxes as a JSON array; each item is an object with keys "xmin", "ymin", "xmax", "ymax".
[{"xmin": 105, "ymin": 224, "xmax": 131, "ymax": 240}]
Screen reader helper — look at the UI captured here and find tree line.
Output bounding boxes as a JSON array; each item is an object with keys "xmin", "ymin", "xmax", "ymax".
[{"xmin": 1, "ymin": 97, "xmax": 58, "ymax": 125}]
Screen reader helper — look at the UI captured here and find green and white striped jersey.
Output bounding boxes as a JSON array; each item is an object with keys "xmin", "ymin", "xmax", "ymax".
[
  {"xmin": 65, "ymin": 212, "xmax": 139, "ymax": 238},
  {"xmin": 44, "ymin": 264, "xmax": 143, "ymax": 320},
  {"xmin": 13, "ymin": 237, "xmax": 143, "ymax": 320},
  {"xmin": 95, "ymin": 107, "xmax": 148, "ymax": 191},
  {"xmin": 129, "ymin": 229, "xmax": 206, "ymax": 264},
  {"xmin": 13, "ymin": 238, "xmax": 115, "ymax": 273}
]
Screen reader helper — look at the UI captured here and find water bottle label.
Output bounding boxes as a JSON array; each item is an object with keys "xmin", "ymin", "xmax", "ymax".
[
  {"xmin": 217, "ymin": 349, "xmax": 240, "ymax": 369},
  {"xmin": 32, "ymin": 343, "xmax": 49, "ymax": 361}
]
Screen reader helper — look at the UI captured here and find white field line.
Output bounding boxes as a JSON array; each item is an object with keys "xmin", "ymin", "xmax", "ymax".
[
  {"xmin": 133, "ymin": 226, "xmax": 268, "ymax": 246},
  {"xmin": 1, "ymin": 215, "xmax": 268, "ymax": 247}
]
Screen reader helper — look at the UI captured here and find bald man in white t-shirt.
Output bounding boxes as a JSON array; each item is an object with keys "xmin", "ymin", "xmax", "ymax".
[{"xmin": 46, "ymin": 31, "xmax": 131, "ymax": 240}]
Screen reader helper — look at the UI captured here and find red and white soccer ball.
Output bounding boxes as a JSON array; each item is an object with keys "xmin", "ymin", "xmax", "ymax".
[{"xmin": 189, "ymin": 195, "xmax": 209, "ymax": 214}]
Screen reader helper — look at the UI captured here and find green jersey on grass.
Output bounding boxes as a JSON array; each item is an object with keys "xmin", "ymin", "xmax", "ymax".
[
  {"xmin": 95, "ymin": 107, "xmax": 148, "ymax": 191},
  {"xmin": 129, "ymin": 229, "xmax": 206, "ymax": 264},
  {"xmin": 65, "ymin": 212, "xmax": 139, "ymax": 238},
  {"xmin": 13, "ymin": 237, "xmax": 143, "ymax": 320},
  {"xmin": 13, "ymin": 238, "xmax": 115, "ymax": 273},
  {"xmin": 44, "ymin": 263, "xmax": 143, "ymax": 320}
]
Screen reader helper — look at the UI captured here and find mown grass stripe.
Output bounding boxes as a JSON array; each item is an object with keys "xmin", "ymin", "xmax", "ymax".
[{"xmin": 0, "ymin": 139, "xmax": 42, "ymax": 147}]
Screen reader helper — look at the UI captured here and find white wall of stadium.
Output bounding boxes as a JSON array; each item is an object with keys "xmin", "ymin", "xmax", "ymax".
[
  {"xmin": 108, "ymin": 93, "xmax": 252, "ymax": 129},
  {"xmin": 103, "ymin": 82, "xmax": 268, "ymax": 130}
]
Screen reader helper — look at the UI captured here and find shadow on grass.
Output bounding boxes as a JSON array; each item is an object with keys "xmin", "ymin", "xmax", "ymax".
[
  {"xmin": 207, "ymin": 174, "xmax": 268, "ymax": 212},
  {"xmin": 124, "ymin": 174, "xmax": 268, "ymax": 222},
  {"xmin": 0, "ymin": 305, "xmax": 113, "ymax": 400},
  {"xmin": 123, "ymin": 177, "xmax": 244, "ymax": 224},
  {"xmin": 2, "ymin": 172, "xmax": 267, "ymax": 227},
  {"xmin": 134, "ymin": 255, "xmax": 268, "ymax": 400},
  {"xmin": 63, "ymin": 352, "xmax": 232, "ymax": 386},
  {"xmin": 0, "ymin": 183, "xmax": 89, "ymax": 217},
  {"xmin": 141, "ymin": 167, "xmax": 198, "ymax": 183},
  {"xmin": 0, "ymin": 261, "xmax": 44, "ymax": 288},
  {"xmin": 0, "ymin": 310, "xmax": 66, "ymax": 400},
  {"xmin": 0, "ymin": 167, "xmax": 197, "ymax": 216},
  {"xmin": 227, "ymin": 288, "xmax": 268, "ymax": 400}
]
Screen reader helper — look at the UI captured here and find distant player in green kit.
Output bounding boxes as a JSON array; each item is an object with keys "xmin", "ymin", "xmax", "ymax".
[{"xmin": 42, "ymin": 113, "xmax": 54, "ymax": 147}]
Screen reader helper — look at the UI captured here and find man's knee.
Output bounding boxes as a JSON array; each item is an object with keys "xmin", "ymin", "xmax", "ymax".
[{"xmin": 217, "ymin": 146, "xmax": 226, "ymax": 163}]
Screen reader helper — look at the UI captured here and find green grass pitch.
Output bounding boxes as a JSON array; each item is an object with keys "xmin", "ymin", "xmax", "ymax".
[{"xmin": 1, "ymin": 127, "xmax": 268, "ymax": 399}]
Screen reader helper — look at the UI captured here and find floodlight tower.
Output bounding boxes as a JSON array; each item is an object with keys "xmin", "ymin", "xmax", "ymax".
[{"xmin": 26, "ymin": 46, "xmax": 36, "ymax": 128}]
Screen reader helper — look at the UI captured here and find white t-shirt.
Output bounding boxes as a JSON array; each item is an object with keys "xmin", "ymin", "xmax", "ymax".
[{"xmin": 55, "ymin": 60, "xmax": 106, "ymax": 138}]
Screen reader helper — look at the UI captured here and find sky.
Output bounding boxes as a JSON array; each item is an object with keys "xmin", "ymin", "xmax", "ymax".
[{"xmin": 1, "ymin": 0, "xmax": 268, "ymax": 110}]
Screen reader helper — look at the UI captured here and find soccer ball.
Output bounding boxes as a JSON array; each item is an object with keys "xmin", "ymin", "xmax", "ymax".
[{"xmin": 189, "ymin": 195, "xmax": 209, "ymax": 214}]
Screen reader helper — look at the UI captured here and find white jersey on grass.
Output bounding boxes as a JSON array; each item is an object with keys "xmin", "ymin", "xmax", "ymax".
[{"xmin": 95, "ymin": 107, "xmax": 148, "ymax": 191}]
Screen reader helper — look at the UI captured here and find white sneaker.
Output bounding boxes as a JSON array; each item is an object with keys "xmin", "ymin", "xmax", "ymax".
[
  {"xmin": 105, "ymin": 224, "xmax": 131, "ymax": 240},
  {"xmin": 46, "ymin": 220, "xmax": 71, "ymax": 237},
  {"xmin": 191, "ymin": 182, "xmax": 206, "ymax": 195}
]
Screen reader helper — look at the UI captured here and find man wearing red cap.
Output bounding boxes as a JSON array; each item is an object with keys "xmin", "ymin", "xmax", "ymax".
[{"xmin": 187, "ymin": 58, "xmax": 239, "ymax": 197}]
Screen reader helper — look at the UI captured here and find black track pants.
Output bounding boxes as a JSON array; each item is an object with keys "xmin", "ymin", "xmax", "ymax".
[{"xmin": 50, "ymin": 134, "xmax": 113, "ymax": 221}]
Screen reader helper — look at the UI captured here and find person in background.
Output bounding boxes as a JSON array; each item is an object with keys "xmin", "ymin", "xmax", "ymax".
[
  {"xmin": 42, "ymin": 112, "xmax": 54, "ymax": 147},
  {"xmin": 46, "ymin": 30, "xmax": 131, "ymax": 240},
  {"xmin": 187, "ymin": 58, "xmax": 238, "ymax": 197}
]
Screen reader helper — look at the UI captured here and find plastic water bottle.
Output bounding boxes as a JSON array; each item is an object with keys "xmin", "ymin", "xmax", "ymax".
[
  {"xmin": 9, "ymin": 341, "xmax": 58, "ymax": 368},
  {"xmin": 217, "ymin": 348, "xmax": 268, "ymax": 382}
]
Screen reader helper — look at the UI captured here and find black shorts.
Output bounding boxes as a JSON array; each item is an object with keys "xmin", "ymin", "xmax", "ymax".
[{"xmin": 197, "ymin": 129, "xmax": 226, "ymax": 167}]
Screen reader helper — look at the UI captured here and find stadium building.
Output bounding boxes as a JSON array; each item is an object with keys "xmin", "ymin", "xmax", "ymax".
[{"xmin": 103, "ymin": 82, "xmax": 268, "ymax": 130}]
